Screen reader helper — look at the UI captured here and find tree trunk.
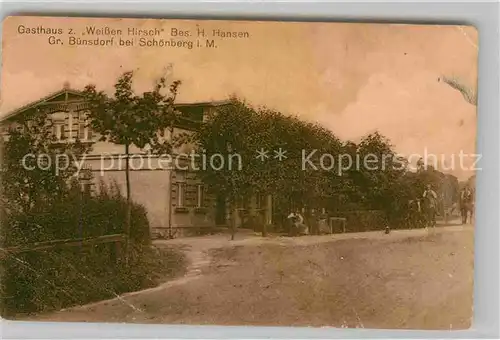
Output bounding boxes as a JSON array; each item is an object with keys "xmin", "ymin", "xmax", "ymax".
[
  {"xmin": 125, "ymin": 143, "xmax": 131, "ymax": 265},
  {"xmin": 262, "ymin": 194, "xmax": 272, "ymax": 237},
  {"xmin": 167, "ymin": 169, "xmax": 173, "ymax": 238},
  {"xmin": 231, "ymin": 201, "xmax": 236, "ymax": 241},
  {"xmin": 167, "ymin": 126, "xmax": 174, "ymax": 238}
]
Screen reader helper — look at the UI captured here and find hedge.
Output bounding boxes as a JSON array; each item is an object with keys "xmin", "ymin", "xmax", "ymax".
[{"xmin": 0, "ymin": 182, "xmax": 185, "ymax": 317}]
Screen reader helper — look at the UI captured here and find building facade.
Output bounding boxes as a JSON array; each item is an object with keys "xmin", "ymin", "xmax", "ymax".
[{"xmin": 1, "ymin": 85, "xmax": 234, "ymax": 238}]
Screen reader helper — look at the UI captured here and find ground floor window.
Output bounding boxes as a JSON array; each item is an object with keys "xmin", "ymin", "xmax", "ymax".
[{"xmin": 177, "ymin": 183, "xmax": 186, "ymax": 207}]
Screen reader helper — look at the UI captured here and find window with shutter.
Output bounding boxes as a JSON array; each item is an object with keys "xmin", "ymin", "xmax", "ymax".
[
  {"xmin": 177, "ymin": 183, "xmax": 186, "ymax": 207},
  {"xmin": 176, "ymin": 171, "xmax": 187, "ymax": 207},
  {"xmin": 77, "ymin": 113, "xmax": 92, "ymax": 141},
  {"xmin": 52, "ymin": 120, "xmax": 66, "ymax": 140}
]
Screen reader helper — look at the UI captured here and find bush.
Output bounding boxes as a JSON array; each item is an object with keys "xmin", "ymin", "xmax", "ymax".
[
  {"xmin": 0, "ymin": 244, "xmax": 185, "ymax": 317},
  {"xmin": 332, "ymin": 208, "xmax": 427, "ymax": 233},
  {"xmin": 392, "ymin": 208, "xmax": 428, "ymax": 230},
  {"xmin": 0, "ymin": 182, "xmax": 185, "ymax": 317},
  {"xmin": 335, "ymin": 210, "xmax": 388, "ymax": 233},
  {"xmin": 1, "ymin": 180, "xmax": 150, "ymax": 247}
]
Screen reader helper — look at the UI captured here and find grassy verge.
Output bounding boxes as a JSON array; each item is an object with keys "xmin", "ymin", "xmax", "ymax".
[{"xmin": 0, "ymin": 244, "xmax": 187, "ymax": 318}]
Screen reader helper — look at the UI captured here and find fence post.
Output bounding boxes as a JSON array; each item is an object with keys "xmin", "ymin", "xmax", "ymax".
[{"xmin": 109, "ymin": 238, "xmax": 124, "ymax": 265}]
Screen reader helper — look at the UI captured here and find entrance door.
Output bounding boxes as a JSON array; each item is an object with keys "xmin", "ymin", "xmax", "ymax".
[{"xmin": 215, "ymin": 194, "xmax": 227, "ymax": 226}]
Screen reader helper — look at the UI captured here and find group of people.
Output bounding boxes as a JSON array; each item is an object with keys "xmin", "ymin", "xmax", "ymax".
[
  {"xmin": 421, "ymin": 184, "xmax": 474, "ymax": 225},
  {"xmin": 286, "ymin": 209, "xmax": 333, "ymax": 236},
  {"xmin": 286, "ymin": 211, "xmax": 309, "ymax": 236},
  {"xmin": 285, "ymin": 184, "xmax": 474, "ymax": 237}
]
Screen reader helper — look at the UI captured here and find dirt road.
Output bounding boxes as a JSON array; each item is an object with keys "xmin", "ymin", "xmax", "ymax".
[{"xmin": 26, "ymin": 225, "xmax": 474, "ymax": 330}]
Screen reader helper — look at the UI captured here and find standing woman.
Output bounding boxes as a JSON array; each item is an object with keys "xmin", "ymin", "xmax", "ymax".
[{"xmin": 423, "ymin": 184, "xmax": 438, "ymax": 228}]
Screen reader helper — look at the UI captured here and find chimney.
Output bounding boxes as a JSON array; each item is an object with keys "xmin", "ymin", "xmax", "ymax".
[{"xmin": 63, "ymin": 82, "xmax": 70, "ymax": 102}]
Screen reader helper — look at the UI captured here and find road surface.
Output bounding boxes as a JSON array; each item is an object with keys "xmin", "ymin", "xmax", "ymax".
[{"xmin": 25, "ymin": 225, "xmax": 474, "ymax": 330}]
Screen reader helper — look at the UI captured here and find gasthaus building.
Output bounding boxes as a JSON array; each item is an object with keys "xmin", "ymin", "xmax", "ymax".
[{"xmin": 0, "ymin": 84, "xmax": 265, "ymax": 238}]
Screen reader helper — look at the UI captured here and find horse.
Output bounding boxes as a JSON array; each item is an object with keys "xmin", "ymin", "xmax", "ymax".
[
  {"xmin": 407, "ymin": 199, "xmax": 426, "ymax": 229},
  {"xmin": 460, "ymin": 199, "xmax": 474, "ymax": 224}
]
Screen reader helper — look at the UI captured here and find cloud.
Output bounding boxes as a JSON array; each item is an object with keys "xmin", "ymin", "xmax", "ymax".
[{"xmin": 0, "ymin": 18, "xmax": 477, "ymax": 179}]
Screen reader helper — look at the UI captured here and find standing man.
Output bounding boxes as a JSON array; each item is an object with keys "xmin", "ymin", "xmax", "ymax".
[
  {"xmin": 423, "ymin": 184, "xmax": 438, "ymax": 203},
  {"xmin": 460, "ymin": 185, "xmax": 474, "ymax": 224}
]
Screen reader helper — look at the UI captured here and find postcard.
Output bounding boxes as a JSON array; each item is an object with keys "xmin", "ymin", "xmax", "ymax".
[{"xmin": 0, "ymin": 16, "xmax": 477, "ymax": 330}]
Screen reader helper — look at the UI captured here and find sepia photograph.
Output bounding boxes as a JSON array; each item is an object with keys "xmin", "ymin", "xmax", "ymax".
[{"xmin": 0, "ymin": 16, "xmax": 477, "ymax": 330}]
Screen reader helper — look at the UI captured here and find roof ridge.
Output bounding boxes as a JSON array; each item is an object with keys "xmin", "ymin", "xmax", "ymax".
[
  {"xmin": 1, "ymin": 87, "xmax": 230, "ymax": 123},
  {"xmin": 1, "ymin": 87, "xmax": 85, "ymax": 122}
]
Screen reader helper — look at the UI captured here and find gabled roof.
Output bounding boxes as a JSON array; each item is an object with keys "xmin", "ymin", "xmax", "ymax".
[
  {"xmin": 1, "ymin": 87, "xmax": 85, "ymax": 123},
  {"xmin": 1, "ymin": 86, "xmax": 231, "ymax": 123}
]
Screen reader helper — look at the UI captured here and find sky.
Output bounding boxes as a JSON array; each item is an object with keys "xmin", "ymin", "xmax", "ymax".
[{"xmin": 1, "ymin": 17, "xmax": 478, "ymax": 179}]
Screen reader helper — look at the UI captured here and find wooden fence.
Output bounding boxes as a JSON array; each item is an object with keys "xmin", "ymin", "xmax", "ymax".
[{"xmin": 0, "ymin": 234, "xmax": 126, "ymax": 262}]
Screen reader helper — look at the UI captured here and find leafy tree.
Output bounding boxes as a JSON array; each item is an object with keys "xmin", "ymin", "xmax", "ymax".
[
  {"xmin": 0, "ymin": 103, "xmax": 181, "ymax": 317},
  {"xmin": 83, "ymin": 71, "xmax": 182, "ymax": 258},
  {"xmin": 441, "ymin": 173, "xmax": 459, "ymax": 209},
  {"xmin": 1, "ymin": 107, "xmax": 91, "ymax": 251},
  {"xmin": 194, "ymin": 98, "xmax": 458, "ymax": 233},
  {"xmin": 336, "ymin": 132, "xmax": 419, "ymax": 226},
  {"xmin": 193, "ymin": 98, "xmax": 344, "ymax": 236},
  {"xmin": 193, "ymin": 98, "xmax": 258, "ymax": 239},
  {"xmin": 1, "ymin": 108, "xmax": 90, "ymax": 215}
]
